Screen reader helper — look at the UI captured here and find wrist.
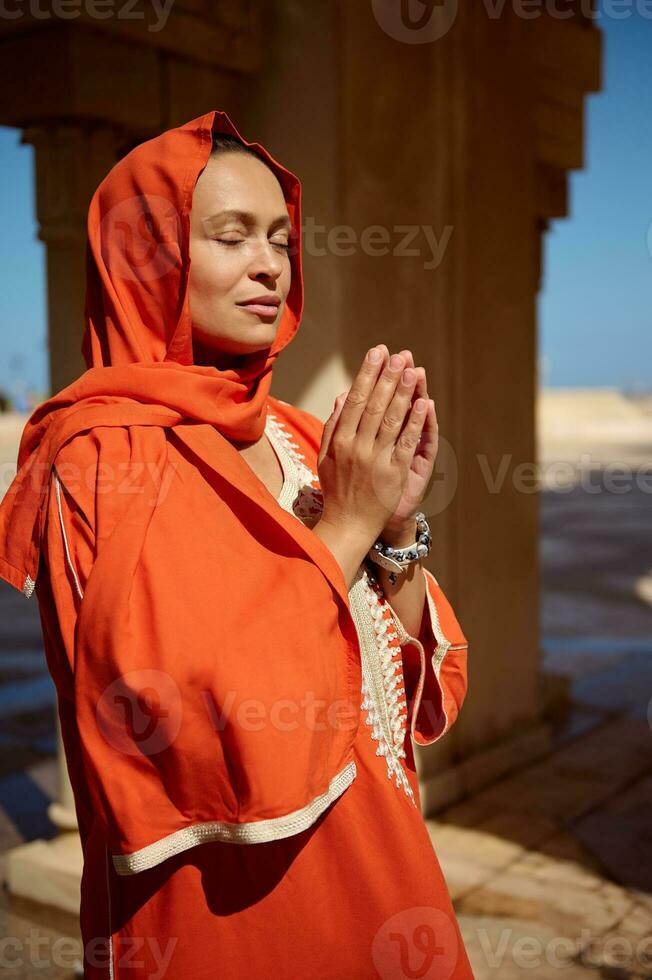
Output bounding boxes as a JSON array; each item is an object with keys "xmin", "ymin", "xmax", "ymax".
[
  {"xmin": 317, "ymin": 512, "xmax": 374, "ymax": 550},
  {"xmin": 380, "ymin": 516, "xmax": 419, "ymax": 548},
  {"xmin": 313, "ymin": 514, "xmax": 375, "ymax": 591},
  {"xmin": 367, "ymin": 511, "xmax": 432, "ymax": 586}
]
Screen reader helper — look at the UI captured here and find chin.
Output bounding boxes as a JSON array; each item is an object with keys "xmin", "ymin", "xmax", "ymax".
[
  {"xmin": 194, "ymin": 321, "xmax": 277, "ymax": 356},
  {"xmin": 235, "ymin": 321, "xmax": 279, "ymax": 350}
]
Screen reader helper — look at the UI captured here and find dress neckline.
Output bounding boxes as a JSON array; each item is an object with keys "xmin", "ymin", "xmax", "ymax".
[{"xmin": 264, "ymin": 412, "xmax": 300, "ymax": 509}]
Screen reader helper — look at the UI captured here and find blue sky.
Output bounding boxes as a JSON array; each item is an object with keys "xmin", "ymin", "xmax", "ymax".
[
  {"xmin": 0, "ymin": 13, "xmax": 649, "ymax": 399},
  {"xmin": 0, "ymin": 130, "xmax": 46, "ymax": 402},
  {"xmin": 538, "ymin": 12, "xmax": 652, "ymax": 389}
]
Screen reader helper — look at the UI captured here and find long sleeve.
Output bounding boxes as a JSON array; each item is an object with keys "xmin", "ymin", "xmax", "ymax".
[
  {"xmin": 35, "ymin": 429, "xmax": 136, "ymax": 848},
  {"xmin": 36, "ymin": 459, "xmax": 96, "ymax": 849},
  {"xmin": 41, "ymin": 466, "xmax": 95, "ymax": 658},
  {"xmin": 39, "ymin": 425, "xmax": 135, "ymax": 645},
  {"xmin": 383, "ymin": 567, "xmax": 469, "ymax": 746}
]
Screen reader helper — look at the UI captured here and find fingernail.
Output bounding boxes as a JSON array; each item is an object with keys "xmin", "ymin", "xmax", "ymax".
[
  {"xmin": 390, "ymin": 354, "xmax": 404, "ymax": 370},
  {"xmin": 402, "ymin": 368, "xmax": 415, "ymax": 385},
  {"xmin": 367, "ymin": 347, "xmax": 381, "ymax": 363},
  {"xmin": 415, "ymin": 399, "xmax": 426, "ymax": 412}
]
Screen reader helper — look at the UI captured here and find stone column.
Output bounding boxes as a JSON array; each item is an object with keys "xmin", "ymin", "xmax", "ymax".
[
  {"xmin": 331, "ymin": 3, "xmax": 601, "ymax": 811},
  {"xmin": 46, "ymin": 714, "xmax": 78, "ymax": 832},
  {"xmin": 6, "ymin": 124, "xmax": 124, "ymax": 916},
  {"xmin": 21, "ymin": 123, "xmax": 125, "ymax": 394}
]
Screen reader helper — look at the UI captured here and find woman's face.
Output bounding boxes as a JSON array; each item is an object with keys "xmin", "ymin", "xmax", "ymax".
[{"xmin": 188, "ymin": 151, "xmax": 292, "ymax": 368}]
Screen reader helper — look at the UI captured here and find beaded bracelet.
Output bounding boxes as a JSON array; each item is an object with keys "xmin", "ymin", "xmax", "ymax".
[{"xmin": 366, "ymin": 511, "xmax": 432, "ymax": 585}]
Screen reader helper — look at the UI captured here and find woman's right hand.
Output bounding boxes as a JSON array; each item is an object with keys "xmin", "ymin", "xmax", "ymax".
[{"xmin": 316, "ymin": 344, "xmax": 428, "ymax": 550}]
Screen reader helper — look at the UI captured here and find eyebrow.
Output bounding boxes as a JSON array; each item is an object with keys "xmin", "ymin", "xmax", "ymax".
[{"xmin": 205, "ymin": 208, "xmax": 292, "ymax": 230}]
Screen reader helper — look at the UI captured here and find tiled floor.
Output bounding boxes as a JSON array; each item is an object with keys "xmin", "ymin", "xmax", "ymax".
[
  {"xmin": 0, "ymin": 586, "xmax": 82, "ymax": 977},
  {"xmin": 446, "ymin": 464, "xmax": 652, "ymax": 978}
]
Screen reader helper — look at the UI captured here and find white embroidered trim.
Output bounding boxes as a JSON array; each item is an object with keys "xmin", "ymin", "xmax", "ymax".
[
  {"xmin": 422, "ymin": 567, "xmax": 452, "ymax": 676},
  {"xmin": 264, "ymin": 412, "xmax": 303, "ymax": 511},
  {"xmin": 363, "ymin": 575, "xmax": 410, "ymax": 761},
  {"xmin": 266, "ymin": 411, "xmax": 416, "ymax": 805},
  {"xmin": 19, "ymin": 469, "xmax": 74, "ymax": 600},
  {"xmin": 349, "ymin": 569, "xmax": 416, "ymax": 806},
  {"xmin": 112, "ymin": 759, "xmax": 357, "ymax": 875},
  {"xmin": 383, "ymin": 569, "xmax": 452, "ymax": 668},
  {"xmin": 54, "ymin": 468, "xmax": 84, "ymax": 600},
  {"xmin": 265, "ymin": 412, "xmax": 323, "ymax": 527},
  {"xmin": 105, "ymin": 845, "xmax": 115, "ymax": 979},
  {"xmin": 384, "ymin": 567, "xmax": 464, "ymax": 744}
]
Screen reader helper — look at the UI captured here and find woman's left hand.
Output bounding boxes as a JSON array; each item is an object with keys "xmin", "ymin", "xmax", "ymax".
[{"xmin": 331, "ymin": 345, "xmax": 438, "ymax": 538}]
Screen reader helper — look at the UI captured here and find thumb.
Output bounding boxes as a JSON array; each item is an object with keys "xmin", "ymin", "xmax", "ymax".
[{"xmin": 318, "ymin": 392, "xmax": 347, "ymax": 467}]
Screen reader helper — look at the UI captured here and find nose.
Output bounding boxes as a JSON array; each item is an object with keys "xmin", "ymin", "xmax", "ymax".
[{"xmin": 248, "ymin": 236, "xmax": 285, "ymax": 282}]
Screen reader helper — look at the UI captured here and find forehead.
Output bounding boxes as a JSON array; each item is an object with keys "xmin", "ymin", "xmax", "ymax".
[{"xmin": 192, "ymin": 152, "xmax": 288, "ymax": 221}]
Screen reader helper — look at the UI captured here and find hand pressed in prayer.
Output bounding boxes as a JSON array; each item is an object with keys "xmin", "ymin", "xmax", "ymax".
[
  {"xmin": 321, "ymin": 345, "xmax": 437, "ymax": 543},
  {"xmin": 370, "ymin": 346, "xmax": 437, "ymax": 536}
]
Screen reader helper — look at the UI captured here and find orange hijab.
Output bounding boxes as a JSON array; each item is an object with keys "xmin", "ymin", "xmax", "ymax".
[{"xmin": 0, "ymin": 109, "xmax": 361, "ymax": 872}]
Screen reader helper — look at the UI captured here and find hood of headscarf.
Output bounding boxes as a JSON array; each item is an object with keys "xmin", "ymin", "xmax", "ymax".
[
  {"xmin": 81, "ymin": 106, "xmax": 303, "ymax": 406},
  {"xmin": 0, "ymin": 108, "xmax": 304, "ymax": 596}
]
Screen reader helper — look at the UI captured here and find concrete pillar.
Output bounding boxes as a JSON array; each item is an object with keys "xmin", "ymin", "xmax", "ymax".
[
  {"xmin": 248, "ymin": 1, "xmax": 600, "ymax": 809},
  {"xmin": 21, "ymin": 123, "xmax": 125, "ymax": 394},
  {"xmin": 17, "ymin": 122, "xmax": 125, "ymax": 833},
  {"xmin": 5, "ymin": 124, "xmax": 126, "ymax": 915},
  {"xmin": 47, "ymin": 713, "xmax": 78, "ymax": 832}
]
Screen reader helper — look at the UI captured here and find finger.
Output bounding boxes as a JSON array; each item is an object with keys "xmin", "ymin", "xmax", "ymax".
[
  {"xmin": 392, "ymin": 397, "xmax": 429, "ymax": 468},
  {"xmin": 335, "ymin": 346, "xmax": 389, "ymax": 441},
  {"xmin": 375, "ymin": 343, "xmax": 389, "ymax": 363},
  {"xmin": 332, "ymin": 391, "xmax": 348, "ymax": 427},
  {"xmin": 413, "ymin": 366, "xmax": 427, "ymax": 406},
  {"xmin": 329, "ymin": 353, "xmax": 393, "ymax": 436},
  {"xmin": 402, "ymin": 366, "xmax": 427, "ymax": 443},
  {"xmin": 376, "ymin": 356, "xmax": 417, "ymax": 448},
  {"xmin": 356, "ymin": 351, "xmax": 415, "ymax": 445},
  {"xmin": 400, "ymin": 353, "xmax": 429, "ymax": 412},
  {"xmin": 397, "ymin": 355, "xmax": 427, "ymax": 413},
  {"xmin": 318, "ymin": 391, "xmax": 348, "ymax": 466},
  {"xmin": 415, "ymin": 399, "xmax": 438, "ymax": 463}
]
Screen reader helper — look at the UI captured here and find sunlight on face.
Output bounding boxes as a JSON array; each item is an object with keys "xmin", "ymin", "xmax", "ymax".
[{"xmin": 188, "ymin": 152, "xmax": 292, "ymax": 368}]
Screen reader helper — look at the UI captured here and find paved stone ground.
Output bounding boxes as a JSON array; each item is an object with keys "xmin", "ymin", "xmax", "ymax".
[
  {"xmin": 437, "ymin": 419, "xmax": 652, "ymax": 978},
  {"xmin": 1, "ymin": 408, "xmax": 651, "ymax": 978}
]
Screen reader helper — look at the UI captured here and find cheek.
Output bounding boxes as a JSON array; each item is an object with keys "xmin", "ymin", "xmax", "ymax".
[
  {"xmin": 281, "ymin": 260, "xmax": 293, "ymax": 299},
  {"xmin": 189, "ymin": 242, "xmax": 242, "ymax": 302}
]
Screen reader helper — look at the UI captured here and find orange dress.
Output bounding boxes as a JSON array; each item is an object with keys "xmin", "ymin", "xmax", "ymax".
[{"xmin": 35, "ymin": 394, "xmax": 474, "ymax": 980}]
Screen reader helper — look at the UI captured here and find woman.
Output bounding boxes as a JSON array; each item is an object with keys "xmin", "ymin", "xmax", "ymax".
[{"xmin": 0, "ymin": 109, "xmax": 473, "ymax": 979}]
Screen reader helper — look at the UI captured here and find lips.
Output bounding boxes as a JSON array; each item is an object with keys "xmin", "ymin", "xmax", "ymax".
[{"xmin": 236, "ymin": 296, "xmax": 281, "ymax": 316}]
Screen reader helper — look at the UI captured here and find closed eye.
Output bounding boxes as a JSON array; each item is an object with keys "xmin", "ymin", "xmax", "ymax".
[{"xmin": 215, "ymin": 237, "xmax": 291, "ymax": 251}]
